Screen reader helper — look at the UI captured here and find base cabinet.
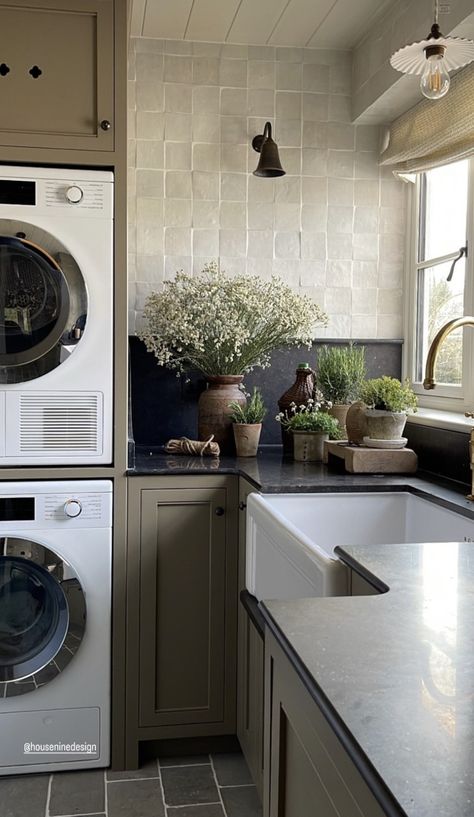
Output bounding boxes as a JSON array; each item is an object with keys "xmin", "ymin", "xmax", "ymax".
[
  {"xmin": 237, "ymin": 479, "xmax": 265, "ymax": 797},
  {"xmin": 264, "ymin": 632, "xmax": 387, "ymax": 817},
  {"xmin": 127, "ymin": 476, "xmax": 238, "ymax": 742}
]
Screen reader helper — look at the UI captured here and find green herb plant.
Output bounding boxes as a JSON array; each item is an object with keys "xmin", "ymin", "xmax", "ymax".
[
  {"xmin": 360, "ymin": 377, "xmax": 418, "ymax": 413},
  {"xmin": 276, "ymin": 400, "xmax": 343, "ymax": 439},
  {"xmin": 316, "ymin": 344, "xmax": 366, "ymax": 405},
  {"xmin": 229, "ymin": 387, "xmax": 267, "ymax": 424}
]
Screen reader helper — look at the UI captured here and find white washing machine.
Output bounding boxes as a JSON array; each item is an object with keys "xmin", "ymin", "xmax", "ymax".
[
  {"xmin": 0, "ymin": 480, "xmax": 112, "ymax": 774},
  {"xmin": 0, "ymin": 166, "xmax": 113, "ymax": 465}
]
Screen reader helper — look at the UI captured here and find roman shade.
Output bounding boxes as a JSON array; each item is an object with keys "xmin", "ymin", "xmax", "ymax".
[{"xmin": 380, "ymin": 63, "xmax": 474, "ymax": 173}]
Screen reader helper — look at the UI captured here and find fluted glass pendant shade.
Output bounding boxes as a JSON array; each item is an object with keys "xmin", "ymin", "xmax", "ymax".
[
  {"xmin": 252, "ymin": 122, "xmax": 285, "ymax": 178},
  {"xmin": 390, "ymin": 0, "xmax": 474, "ymax": 100}
]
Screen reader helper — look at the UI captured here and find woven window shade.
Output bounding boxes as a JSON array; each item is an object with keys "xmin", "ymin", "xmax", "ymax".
[{"xmin": 380, "ymin": 64, "xmax": 474, "ymax": 173}]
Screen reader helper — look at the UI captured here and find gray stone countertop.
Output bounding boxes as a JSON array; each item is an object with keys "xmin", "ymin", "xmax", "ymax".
[
  {"xmin": 130, "ymin": 446, "xmax": 474, "ymax": 519},
  {"xmin": 262, "ymin": 539, "xmax": 474, "ymax": 817}
]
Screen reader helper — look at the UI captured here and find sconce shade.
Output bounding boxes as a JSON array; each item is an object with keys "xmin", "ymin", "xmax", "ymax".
[{"xmin": 252, "ymin": 122, "xmax": 285, "ymax": 178}]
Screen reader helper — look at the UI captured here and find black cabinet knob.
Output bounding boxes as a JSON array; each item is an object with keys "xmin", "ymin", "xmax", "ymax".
[
  {"xmin": 239, "ymin": 501, "xmax": 247, "ymax": 511},
  {"xmin": 215, "ymin": 507, "xmax": 225, "ymax": 516},
  {"xmin": 100, "ymin": 119, "xmax": 112, "ymax": 131}
]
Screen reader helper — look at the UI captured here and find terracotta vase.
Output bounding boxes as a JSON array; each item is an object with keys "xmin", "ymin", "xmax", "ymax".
[
  {"xmin": 328, "ymin": 404, "xmax": 350, "ymax": 438},
  {"xmin": 198, "ymin": 375, "xmax": 246, "ymax": 455},
  {"xmin": 292, "ymin": 430, "xmax": 328, "ymax": 462},
  {"xmin": 233, "ymin": 423, "xmax": 262, "ymax": 457},
  {"xmin": 278, "ymin": 364, "xmax": 314, "ymax": 455}
]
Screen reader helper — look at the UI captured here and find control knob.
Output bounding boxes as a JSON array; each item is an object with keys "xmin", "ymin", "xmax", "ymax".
[
  {"xmin": 65, "ymin": 185, "xmax": 84, "ymax": 204},
  {"xmin": 64, "ymin": 499, "xmax": 82, "ymax": 518}
]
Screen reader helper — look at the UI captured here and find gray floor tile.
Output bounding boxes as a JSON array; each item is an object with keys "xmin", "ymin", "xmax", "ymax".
[
  {"xmin": 49, "ymin": 770, "xmax": 105, "ymax": 816},
  {"xmin": 167, "ymin": 806, "xmax": 224, "ymax": 817},
  {"xmin": 161, "ymin": 764, "xmax": 218, "ymax": 806},
  {"xmin": 221, "ymin": 785, "xmax": 262, "ymax": 817},
  {"xmin": 160, "ymin": 755, "xmax": 209, "ymax": 767},
  {"xmin": 212, "ymin": 753, "xmax": 252, "ymax": 786},
  {"xmin": 107, "ymin": 778, "xmax": 164, "ymax": 817},
  {"xmin": 0, "ymin": 774, "xmax": 49, "ymax": 817},
  {"xmin": 107, "ymin": 758, "xmax": 159, "ymax": 780}
]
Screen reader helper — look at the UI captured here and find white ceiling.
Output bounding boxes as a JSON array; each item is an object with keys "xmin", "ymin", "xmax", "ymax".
[{"xmin": 130, "ymin": 0, "xmax": 392, "ymax": 49}]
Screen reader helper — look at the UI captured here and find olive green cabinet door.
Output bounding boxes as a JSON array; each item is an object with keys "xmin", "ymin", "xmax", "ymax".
[
  {"xmin": 0, "ymin": 0, "xmax": 114, "ymax": 150},
  {"xmin": 139, "ymin": 487, "xmax": 231, "ymax": 730}
]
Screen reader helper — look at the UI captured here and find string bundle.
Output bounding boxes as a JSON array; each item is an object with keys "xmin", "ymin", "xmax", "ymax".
[{"xmin": 164, "ymin": 435, "xmax": 220, "ymax": 458}]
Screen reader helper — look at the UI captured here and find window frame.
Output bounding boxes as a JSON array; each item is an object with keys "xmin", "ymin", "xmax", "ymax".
[{"xmin": 403, "ymin": 159, "xmax": 474, "ymax": 414}]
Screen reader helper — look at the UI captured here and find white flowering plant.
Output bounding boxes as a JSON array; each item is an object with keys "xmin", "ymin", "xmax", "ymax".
[
  {"xmin": 139, "ymin": 262, "xmax": 328, "ymax": 377},
  {"xmin": 276, "ymin": 392, "xmax": 343, "ymax": 439}
]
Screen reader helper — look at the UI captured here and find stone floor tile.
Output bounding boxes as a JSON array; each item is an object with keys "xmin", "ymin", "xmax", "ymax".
[
  {"xmin": 107, "ymin": 778, "xmax": 164, "ymax": 817},
  {"xmin": 167, "ymin": 806, "xmax": 224, "ymax": 816},
  {"xmin": 107, "ymin": 758, "xmax": 159, "ymax": 780},
  {"xmin": 0, "ymin": 774, "xmax": 49, "ymax": 817},
  {"xmin": 49, "ymin": 770, "xmax": 105, "ymax": 816},
  {"xmin": 161, "ymin": 764, "xmax": 218, "ymax": 806},
  {"xmin": 212, "ymin": 752, "xmax": 253, "ymax": 786},
  {"xmin": 159, "ymin": 755, "xmax": 209, "ymax": 767},
  {"xmin": 221, "ymin": 785, "xmax": 262, "ymax": 817}
]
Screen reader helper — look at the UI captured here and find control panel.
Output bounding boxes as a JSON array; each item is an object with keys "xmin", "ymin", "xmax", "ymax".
[{"xmin": 0, "ymin": 481, "xmax": 112, "ymax": 529}]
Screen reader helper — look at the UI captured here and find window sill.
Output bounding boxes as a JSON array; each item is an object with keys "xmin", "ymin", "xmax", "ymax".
[{"xmin": 407, "ymin": 408, "xmax": 472, "ymax": 433}]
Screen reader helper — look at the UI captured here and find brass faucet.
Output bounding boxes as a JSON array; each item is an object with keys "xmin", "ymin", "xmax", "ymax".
[{"xmin": 423, "ymin": 316, "xmax": 474, "ymax": 500}]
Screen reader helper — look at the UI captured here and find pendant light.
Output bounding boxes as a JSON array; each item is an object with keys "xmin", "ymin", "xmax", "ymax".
[{"xmin": 390, "ymin": 0, "xmax": 474, "ymax": 100}]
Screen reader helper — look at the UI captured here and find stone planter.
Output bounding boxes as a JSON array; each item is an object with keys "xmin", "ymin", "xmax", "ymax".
[
  {"xmin": 233, "ymin": 423, "xmax": 262, "ymax": 457},
  {"xmin": 328, "ymin": 403, "xmax": 350, "ymax": 438},
  {"xmin": 292, "ymin": 430, "xmax": 328, "ymax": 462},
  {"xmin": 364, "ymin": 409, "xmax": 407, "ymax": 441},
  {"xmin": 198, "ymin": 375, "xmax": 246, "ymax": 454}
]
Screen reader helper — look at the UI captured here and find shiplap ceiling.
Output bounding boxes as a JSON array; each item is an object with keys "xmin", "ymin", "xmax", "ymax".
[{"xmin": 130, "ymin": 0, "xmax": 392, "ymax": 49}]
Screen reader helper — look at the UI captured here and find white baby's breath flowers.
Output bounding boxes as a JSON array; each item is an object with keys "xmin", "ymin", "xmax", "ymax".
[{"xmin": 139, "ymin": 262, "xmax": 328, "ymax": 377}]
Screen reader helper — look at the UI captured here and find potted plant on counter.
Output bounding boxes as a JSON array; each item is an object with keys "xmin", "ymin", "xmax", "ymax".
[
  {"xmin": 139, "ymin": 262, "xmax": 327, "ymax": 454},
  {"xmin": 359, "ymin": 377, "xmax": 417, "ymax": 448},
  {"xmin": 276, "ymin": 393, "xmax": 342, "ymax": 462},
  {"xmin": 228, "ymin": 387, "xmax": 267, "ymax": 457},
  {"xmin": 315, "ymin": 344, "xmax": 366, "ymax": 437}
]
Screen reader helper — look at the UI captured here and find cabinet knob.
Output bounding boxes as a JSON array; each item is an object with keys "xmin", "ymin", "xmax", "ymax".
[
  {"xmin": 100, "ymin": 119, "xmax": 112, "ymax": 131},
  {"xmin": 215, "ymin": 506, "xmax": 225, "ymax": 516},
  {"xmin": 239, "ymin": 501, "xmax": 247, "ymax": 511}
]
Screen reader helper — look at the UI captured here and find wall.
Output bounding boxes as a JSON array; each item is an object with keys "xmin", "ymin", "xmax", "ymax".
[{"xmin": 128, "ymin": 37, "xmax": 407, "ymax": 340}]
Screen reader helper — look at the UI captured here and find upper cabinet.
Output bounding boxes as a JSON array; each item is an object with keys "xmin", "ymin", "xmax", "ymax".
[{"xmin": 0, "ymin": 0, "xmax": 114, "ymax": 151}]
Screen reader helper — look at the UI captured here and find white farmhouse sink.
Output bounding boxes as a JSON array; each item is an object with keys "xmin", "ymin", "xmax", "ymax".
[{"xmin": 246, "ymin": 492, "xmax": 474, "ymax": 601}]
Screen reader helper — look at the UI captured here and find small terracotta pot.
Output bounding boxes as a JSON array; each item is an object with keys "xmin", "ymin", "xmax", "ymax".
[
  {"xmin": 345, "ymin": 401, "xmax": 368, "ymax": 444},
  {"xmin": 328, "ymin": 404, "xmax": 350, "ymax": 438},
  {"xmin": 364, "ymin": 409, "xmax": 407, "ymax": 441},
  {"xmin": 233, "ymin": 423, "xmax": 262, "ymax": 457},
  {"xmin": 292, "ymin": 430, "xmax": 328, "ymax": 462},
  {"xmin": 198, "ymin": 375, "xmax": 246, "ymax": 454}
]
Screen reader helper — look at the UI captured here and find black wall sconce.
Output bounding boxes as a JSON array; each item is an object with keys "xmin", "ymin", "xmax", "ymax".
[{"xmin": 252, "ymin": 122, "xmax": 285, "ymax": 178}]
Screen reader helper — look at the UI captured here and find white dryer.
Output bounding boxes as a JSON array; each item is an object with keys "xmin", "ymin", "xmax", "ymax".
[
  {"xmin": 0, "ymin": 480, "xmax": 112, "ymax": 774},
  {"xmin": 0, "ymin": 166, "xmax": 113, "ymax": 465}
]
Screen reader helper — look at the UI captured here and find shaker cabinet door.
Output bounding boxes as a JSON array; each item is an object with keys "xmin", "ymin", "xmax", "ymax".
[
  {"xmin": 139, "ymin": 486, "xmax": 235, "ymax": 731},
  {"xmin": 0, "ymin": 0, "xmax": 114, "ymax": 150}
]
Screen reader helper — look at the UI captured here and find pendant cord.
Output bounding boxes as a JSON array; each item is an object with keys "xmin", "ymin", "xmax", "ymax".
[{"xmin": 434, "ymin": 0, "xmax": 439, "ymax": 24}]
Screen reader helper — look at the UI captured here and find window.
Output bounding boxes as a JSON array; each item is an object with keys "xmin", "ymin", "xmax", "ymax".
[{"xmin": 405, "ymin": 159, "xmax": 474, "ymax": 412}]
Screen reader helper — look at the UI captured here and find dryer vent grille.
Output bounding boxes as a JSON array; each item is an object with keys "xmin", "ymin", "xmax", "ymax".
[{"xmin": 19, "ymin": 393, "xmax": 102, "ymax": 454}]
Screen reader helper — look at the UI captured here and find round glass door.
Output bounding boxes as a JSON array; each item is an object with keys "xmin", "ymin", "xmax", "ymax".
[
  {"xmin": 0, "ymin": 538, "xmax": 86, "ymax": 696},
  {"xmin": 0, "ymin": 222, "xmax": 88, "ymax": 384}
]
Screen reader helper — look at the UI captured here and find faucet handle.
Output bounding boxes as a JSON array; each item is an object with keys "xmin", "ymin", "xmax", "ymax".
[{"xmin": 465, "ymin": 411, "xmax": 474, "ymax": 420}]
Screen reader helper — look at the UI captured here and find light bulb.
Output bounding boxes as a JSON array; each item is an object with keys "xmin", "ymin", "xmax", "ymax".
[{"xmin": 420, "ymin": 53, "xmax": 450, "ymax": 99}]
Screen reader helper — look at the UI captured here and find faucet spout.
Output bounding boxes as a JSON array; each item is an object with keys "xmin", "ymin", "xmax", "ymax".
[{"xmin": 423, "ymin": 316, "xmax": 474, "ymax": 390}]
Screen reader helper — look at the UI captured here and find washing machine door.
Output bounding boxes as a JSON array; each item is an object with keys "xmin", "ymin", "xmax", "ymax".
[
  {"xmin": 0, "ymin": 537, "xmax": 86, "ymax": 697},
  {"xmin": 0, "ymin": 228, "xmax": 88, "ymax": 384}
]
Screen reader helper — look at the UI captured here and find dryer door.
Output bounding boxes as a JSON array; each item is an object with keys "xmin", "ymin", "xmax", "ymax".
[
  {"xmin": 0, "ymin": 226, "xmax": 88, "ymax": 384},
  {"xmin": 0, "ymin": 537, "xmax": 86, "ymax": 697}
]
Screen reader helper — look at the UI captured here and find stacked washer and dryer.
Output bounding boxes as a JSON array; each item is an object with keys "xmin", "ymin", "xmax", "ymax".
[{"xmin": 0, "ymin": 166, "xmax": 114, "ymax": 774}]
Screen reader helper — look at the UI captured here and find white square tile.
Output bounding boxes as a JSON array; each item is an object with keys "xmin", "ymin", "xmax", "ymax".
[
  {"xmin": 193, "ymin": 85, "xmax": 220, "ymax": 113},
  {"xmin": 247, "ymin": 202, "xmax": 273, "ymax": 229},
  {"xmin": 353, "ymin": 233, "xmax": 379, "ymax": 262},
  {"xmin": 193, "ymin": 200, "xmax": 220, "ymax": 227},
  {"xmin": 302, "ymin": 177, "xmax": 327, "ymax": 205},
  {"xmin": 276, "ymin": 91, "xmax": 301, "ymax": 119},
  {"xmin": 137, "ymin": 169, "xmax": 164, "ymax": 198},
  {"xmin": 220, "ymin": 116, "xmax": 247, "ymax": 144},
  {"xmin": 274, "ymin": 231, "xmax": 300, "ymax": 260},
  {"xmin": 164, "ymin": 227, "xmax": 191, "ymax": 256},
  {"xmin": 219, "ymin": 229, "xmax": 247, "ymax": 257},
  {"xmin": 248, "ymin": 89, "xmax": 275, "ymax": 117},
  {"xmin": 220, "ymin": 201, "xmax": 246, "ymax": 229},
  {"xmin": 279, "ymin": 147, "xmax": 301, "ymax": 175},
  {"xmin": 352, "ymin": 288, "xmax": 377, "ymax": 315},
  {"xmin": 193, "ymin": 228, "xmax": 219, "ymax": 257},
  {"xmin": 328, "ymin": 178, "xmax": 354, "ymax": 205},
  {"xmin": 327, "ymin": 205, "xmax": 353, "ymax": 234},
  {"xmin": 303, "ymin": 63, "xmax": 330, "ymax": 92},
  {"xmin": 354, "ymin": 206, "xmax": 379, "ymax": 234},
  {"xmin": 164, "ymin": 199, "xmax": 192, "ymax": 227},
  {"xmin": 220, "ymin": 87, "xmax": 248, "ymax": 115},
  {"xmin": 164, "ymin": 113, "xmax": 192, "ymax": 141},
  {"xmin": 247, "ymin": 230, "xmax": 274, "ymax": 258},
  {"xmin": 302, "ymin": 148, "xmax": 327, "ymax": 176},
  {"xmin": 248, "ymin": 174, "xmax": 275, "ymax": 202},
  {"xmin": 326, "ymin": 259, "xmax": 352, "ymax": 287},
  {"xmin": 165, "ymin": 170, "xmax": 192, "ymax": 199},
  {"xmin": 303, "ymin": 93, "xmax": 329, "ymax": 121},
  {"xmin": 301, "ymin": 232, "xmax": 326, "ymax": 261},
  {"xmin": 192, "ymin": 114, "xmax": 220, "ymax": 143},
  {"xmin": 299, "ymin": 260, "xmax": 326, "ymax": 287},
  {"xmin": 221, "ymin": 144, "xmax": 247, "ymax": 173},
  {"xmin": 352, "ymin": 316, "xmax": 377, "ymax": 338},
  {"xmin": 137, "ymin": 220, "xmax": 163, "ymax": 255},
  {"xmin": 193, "ymin": 57, "xmax": 219, "ymax": 86},
  {"xmin": 192, "ymin": 171, "xmax": 220, "ymax": 200},
  {"xmin": 136, "ymin": 81, "xmax": 164, "ymax": 112},
  {"xmin": 327, "ymin": 233, "xmax": 353, "ymax": 260},
  {"xmin": 353, "ymin": 260, "xmax": 378, "ymax": 288},
  {"xmin": 164, "ymin": 83, "xmax": 192, "ymax": 113},
  {"xmin": 327, "ymin": 123, "xmax": 355, "ymax": 151},
  {"xmin": 221, "ymin": 173, "xmax": 247, "ymax": 201},
  {"xmin": 274, "ymin": 203, "xmax": 300, "ymax": 231},
  {"xmin": 301, "ymin": 204, "xmax": 327, "ymax": 231},
  {"xmin": 137, "ymin": 111, "xmax": 164, "ymax": 140},
  {"xmin": 328, "ymin": 94, "xmax": 351, "ymax": 122},
  {"xmin": 355, "ymin": 180, "xmax": 379, "ymax": 206},
  {"xmin": 193, "ymin": 143, "xmax": 220, "ymax": 171},
  {"xmin": 327, "ymin": 150, "xmax": 354, "ymax": 179},
  {"xmin": 219, "ymin": 59, "xmax": 247, "ymax": 87},
  {"xmin": 249, "ymin": 60, "xmax": 275, "ymax": 89},
  {"xmin": 377, "ymin": 288, "xmax": 403, "ymax": 315},
  {"xmin": 274, "ymin": 176, "xmax": 301, "ymax": 203},
  {"xmin": 276, "ymin": 62, "xmax": 301, "ymax": 91},
  {"xmin": 165, "ymin": 142, "xmax": 191, "ymax": 170},
  {"xmin": 354, "ymin": 151, "xmax": 379, "ymax": 180},
  {"xmin": 303, "ymin": 122, "xmax": 327, "ymax": 149},
  {"xmin": 164, "ymin": 55, "xmax": 192, "ymax": 83},
  {"xmin": 325, "ymin": 287, "xmax": 351, "ymax": 314},
  {"xmin": 136, "ymin": 53, "xmax": 163, "ymax": 83},
  {"xmin": 275, "ymin": 119, "xmax": 302, "ymax": 147}
]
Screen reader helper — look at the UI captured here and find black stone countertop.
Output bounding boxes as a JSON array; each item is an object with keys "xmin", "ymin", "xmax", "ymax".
[
  {"xmin": 262, "ymin": 540, "xmax": 474, "ymax": 817},
  {"xmin": 130, "ymin": 445, "xmax": 474, "ymax": 518}
]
